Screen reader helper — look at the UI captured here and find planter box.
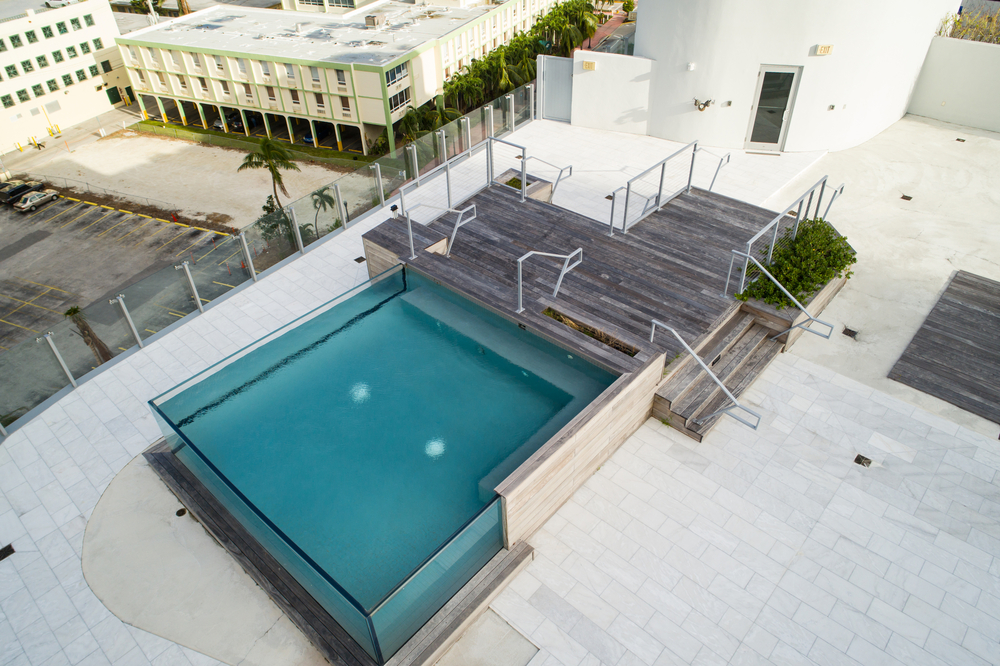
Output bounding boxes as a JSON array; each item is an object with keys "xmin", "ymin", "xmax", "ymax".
[
  {"xmin": 740, "ymin": 272, "xmax": 848, "ymax": 348},
  {"xmin": 496, "ymin": 168, "xmax": 553, "ymax": 203}
]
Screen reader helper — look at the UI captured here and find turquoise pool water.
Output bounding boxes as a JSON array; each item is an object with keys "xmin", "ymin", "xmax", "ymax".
[{"xmin": 152, "ymin": 267, "xmax": 614, "ymax": 650}]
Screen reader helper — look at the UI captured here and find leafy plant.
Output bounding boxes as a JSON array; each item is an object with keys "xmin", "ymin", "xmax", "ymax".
[
  {"xmin": 622, "ymin": 0, "xmax": 635, "ymax": 13},
  {"xmin": 236, "ymin": 137, "xmax": 301, "ymax": 209},
  {"xmin": 938, "ymin": 9, "xmax": 1000, "ymax": 44},
  {"xmin": 506, "ymin": 177, "xmax": 523, "ymax": 190},
  {"xmin": 736, "ymin": 218, "xmax": 856, "ymax": 309}
]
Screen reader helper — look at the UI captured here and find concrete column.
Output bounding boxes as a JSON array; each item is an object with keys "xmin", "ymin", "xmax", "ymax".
[
  {"xmin": 217, "ymin": 105, "xmax": 228, "ymax": 133},
  {"xmin": 309, "ymin": 119, "xmax": 319, "ymax": 147},
  {"xmin": 196, "ymin": 103, "xmax": 208, "ymax": 129},
  {"xmin": 175, "ymin": 99, "xmax": 187, "ymax": 125},
  {"xmin": 155, "ymin": 97, "xmax": 168, "ymax": 123},
  {"xmin": 285, "ymin": 115, "xmax": 295, "ymax": 144},
  {"xmin": 136, "ymin": 94, "xmax": 148, "ymax": 120},
  {"xmin": 262, "ymin": 113, "xmax": 272, "ymax": 139},
  {"xmin": 334, "ymin": 123, "xmax": 343, "ymax": 151},
  {"xmin": 239, "ymin": 108, "xmax": 250, "ymax": 137}
]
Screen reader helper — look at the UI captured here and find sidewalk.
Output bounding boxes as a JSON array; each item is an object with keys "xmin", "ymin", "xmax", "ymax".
[{"xmin": 582, "ymin": 12, "xmax": 626, "ymax": 51}]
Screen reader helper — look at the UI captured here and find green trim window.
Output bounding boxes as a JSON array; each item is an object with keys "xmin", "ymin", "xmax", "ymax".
[
  {"xmin": 92, "ymin": 38, "xmax": 103, "ymax": 50},
  {"xmin": 101, "ymin": 60, "xmax": 111, "ymax": 73},
  {"xmin": 32, "ymin": 84, "xmax": 44, "ymax": 97},
  {"xmin": 37, "ymin": 55, "xmax": 49, "ymax": 69},
  {"xmin": 52, "ymin": 50, "xmax": 64, "ymax": 63},
  {"xmin": 1, "ymin": 94, "xmax": 13, "ymax": 109},
  {"xmin": 80, "ymin": 41, "xmax": 90, "ymax": 54},
  {"xmin": 62, "ymin": 73, "xmax": 73, "ymax": 86},
  {"xmin": 42, "ymin": 26, "xmax": 54, "ymax": 39},
  {"xmin": 88, "ymin": 64, "xmax": 99, "ymax": 77},
  {"xmin": 10, "ymin": 35, "xmax": 23, "ymax": 48},
  {"xmin": 21, "ymin": 59, "xmax": 33, "ymax": 73},
  {"xmin": 70, "ymin": 18, "xmax": 82, "ymax": 31},
  {"xmin": 76, "ymin": 69, "xmax": 86, "ymax": 82},
  {"xmin": 388, "ymin": 87, "xmax": 410, "ymax": 112},
  {"xmin": 0, "ymin": 38, "xmax": 6, "ymax": 52},
  {"xmin": 17, "ymin": 89, "xmax": 29, "ymax": 102},
  {"xmin": 47, "ymin": 79, "xmax": 59, "ymax": 92},
  {"xmin": 67, "ymin": 46, "xmax": 78, "ymax": 58},
  {"xmin": 84, "ymin": 14, "xmax": 94, "ymax": 27},
  {"xmin": 25, "ymin": 30, "xmax": 38, "ymax": 44},
  {"xmin": 385, "ymin": 62, "xmax": 407, "ymax": 86},
  {"xmin": 57, "ymin": 22, "xmax": 68, "ymax": 35},
  {"xmin": 5, "ymin": 65, "xmax": 17, "ymax": 78}
]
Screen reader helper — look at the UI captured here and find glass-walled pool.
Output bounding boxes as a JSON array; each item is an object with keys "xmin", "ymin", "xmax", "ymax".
[{"xmin": 150, "ymin": 265, "xmax": 615, "ymax": 663}]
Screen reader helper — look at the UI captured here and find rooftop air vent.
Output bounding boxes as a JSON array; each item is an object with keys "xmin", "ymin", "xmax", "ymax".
[{"xmin": 366, "ymin": 13, "xmax": 388, "ymax": 29}]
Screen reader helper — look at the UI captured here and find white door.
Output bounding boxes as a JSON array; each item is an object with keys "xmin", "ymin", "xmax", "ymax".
[{"xmin": 745, "ymin": 65, "xmax": 801, "ymax": 152}]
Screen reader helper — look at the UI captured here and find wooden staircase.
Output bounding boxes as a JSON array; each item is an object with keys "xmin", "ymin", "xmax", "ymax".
[{"xmin": 652, "ymin": 310, "xmax": 783, "ymax": 442}]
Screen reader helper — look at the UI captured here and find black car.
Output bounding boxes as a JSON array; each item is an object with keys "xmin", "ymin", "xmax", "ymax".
[
  {"xmin": 213, "ymin": 112, "xmax": 244, "ymax": 132},
  {"xmin": 0, "ymin": 180, "xmax": 25, "ymax": 198},
  {"xmin": 3, "ymin": 181, "xmax": 43, "ymax": 205}
]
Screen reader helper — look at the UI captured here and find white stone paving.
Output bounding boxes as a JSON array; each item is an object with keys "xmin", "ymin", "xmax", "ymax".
[{"xmin": 491, "ymin": 354, "xmax": 1000, "ymax": 666}]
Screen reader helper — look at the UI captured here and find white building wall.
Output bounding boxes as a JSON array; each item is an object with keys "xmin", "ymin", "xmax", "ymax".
[
  {"xmin": 569, "ymin": 51, "xmax": 652, "ymax": 136},
  {"xmin": 1, "ymin": 0, "xmax": 127, "ymax": 154},
  {"xmin": 908, "ymin": 36, "xmax": 1000, "ymax": 134},
  {"xmin": 631, "ymin": 0, "xmax": 958, "ymax": 152}
]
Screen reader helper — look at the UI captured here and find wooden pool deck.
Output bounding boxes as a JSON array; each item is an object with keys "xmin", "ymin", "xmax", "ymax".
[
  {"xmin": 363, "ymin": 185, "xmax": 781, "ymax": 374},
  {"xmin": 889, "ymin": 270, "xmax": 1000, "ymax": 425}
]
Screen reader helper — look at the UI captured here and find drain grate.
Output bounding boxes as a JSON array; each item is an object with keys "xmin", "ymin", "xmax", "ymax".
[
  {"xmin": 956, "ymin": 138, "xmax": 966, "ymax": 142},
  {"xmin": 354, "ymin": 256, "xmax": 366, "ymax": 263},
  {"xmin": 854, "ymin": 454, "xmax": 872, "ymax": 467},
  {"xmin": 0, "ymin": 544, "xmax": 13, "ymax": 562},
  {"xmin": 605, "ymin": 194, "xmax": 614, "ymax": 201},
  {"xmin": 843, "ymin": 326, "xmax": 858, "ymax": 339},
  {"xmin": 901, "ymin": 195, "xmax": 913, "ymax": 201},
  {"xmin": 176, "ymin": 508, "xmax": 187, "ymax": 517}
]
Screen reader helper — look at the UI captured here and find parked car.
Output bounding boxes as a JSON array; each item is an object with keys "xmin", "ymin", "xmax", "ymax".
[
  {"xmin": 213, "ymin": 112, "xmax": 243, "ymax": 132},
  {"xmin": 14, "ymin": 189, "xmax": 59, "ymax": 212},
  {"xmin": 44, "ymin": 0, "xmax": 72, "ymax": 7},
  {"xmin": 3, "ymin": 181, "xmax": 42, "ymax": 205},
  {"xmin": 0, "ymin": 180, "xmax": 25, "ymax": 198}
]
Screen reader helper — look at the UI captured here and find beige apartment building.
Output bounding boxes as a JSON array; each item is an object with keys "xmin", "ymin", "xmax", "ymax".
[{"xmin": 117, "ymin": 0, "xmax": 556, "ymax": 155}]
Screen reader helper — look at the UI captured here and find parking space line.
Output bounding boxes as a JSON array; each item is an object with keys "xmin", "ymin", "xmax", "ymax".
[
  {"xmin": 26, "ymin": 200, "xmax": 62, "ymax": 218},
  {"xmin": 0, "ymin": 318, "xmax": 39, "ymax": 333},
  {"xmin": 159, "ymin": 230, "xmax": 187, "ymax": 249},
  {"xmin": 0, "ymin": 292, "xmax": 62, "ymax": 314},
  {"xmin": 59, "ymin": 206, "xmax": 99, "ymax": 229},
  {"xmin": 133, "ymin": 224, "xmax": 169, "ymax": 247},
  {"xmin": 213, "ymin": 281, "xmax": 236, "ymax": 289},
  {"xmin": 45, "ymin": 201, "xmax": 83, "ymax": 223},
  {"xmin": 218, "ymin": 248, "xmax": 243, "ymax": 265},
  {"xmin": 117, "ymin": 218, "xmax": 153, "ymax": 242},
  {"xmin": 79, "ymin": 211, "xmax": 115, "ymax": 232},
  {"xmin": 97, "ymin": 216, "xmax": 133, "ymax": 238},
  {"xmin": 18, "ymin": 279, "xmax": 70, "ymax": 294}
]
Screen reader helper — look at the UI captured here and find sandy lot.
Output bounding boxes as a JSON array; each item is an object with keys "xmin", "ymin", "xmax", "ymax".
[{"xmin": 31, "ymin": 131, "xmax": 353, "ymax": 229}]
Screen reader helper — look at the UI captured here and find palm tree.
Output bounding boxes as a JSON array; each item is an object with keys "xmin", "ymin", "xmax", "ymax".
[
  {"xmin": 310, "ymin": 187, "xmax": 338, "ymax": 240},
  {"xmin": 236, "ymin": 138, "xmax": 301, "ymax": 209},
  {"xmin": 398, "ymin": 105, "xmax": 423, "ymax": 142},
  {"xmin": 64, "ymin": 306, "xmax": 113, "ymax": 365}
]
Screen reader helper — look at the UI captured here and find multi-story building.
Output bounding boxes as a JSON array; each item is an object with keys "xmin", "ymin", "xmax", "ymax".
[
  {"xmin": 116, "ymin": 0, "xmax": 557, "ymax": 155},
  {"xmin": 1, "ymin": 0, "xmax": 132, "ymax": 153}
]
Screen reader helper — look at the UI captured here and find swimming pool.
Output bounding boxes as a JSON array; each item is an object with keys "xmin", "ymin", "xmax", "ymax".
[{"xmin": 150, "ymin": 265, "xmax": 615, "ymax": 662}]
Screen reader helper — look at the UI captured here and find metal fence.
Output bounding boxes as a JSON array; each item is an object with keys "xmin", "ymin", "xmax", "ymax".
[
  {"xmin": 19, "ymin": 172, "xmax": 177, "ymax": 210},
  {"xmin": 0, "ymin": 82, "xmax": 537, "ymax": 438}
]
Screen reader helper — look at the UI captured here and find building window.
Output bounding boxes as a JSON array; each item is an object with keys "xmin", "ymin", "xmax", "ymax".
[
  {"xmin": 168, "ymin": 50, "xmax": 179, "ymax": 67},
  {"xmin": 299, "ymin": 0, "xmax": 323, "ymax": 5},
  {"xmin": 237, "ymin": 58, "xmax": 247, "ymax": 75},
  {"xmin": 310, "ymin": 66, "xmax": 320, "ymax": 83},
  {"xmin": 42, "ymin": 26, "xmax": 53, "ymax": 39},
  {"xmin": 214, "ymin": 54, "xmax": 223, "ymax": 71},
  {"xmin": 260, "ymin": 60, "xmax": 270, "ymax": 77},
  {"xmin": 1, "ymin": 95, "xmax": 13, "ymax": 108},
  {"xmin": 340, "ymin": 95, "xmax": 350, "ymax": 112},
  {"xmin": 385, "ymin": 62, "xmax": 407, "ymax": 86},
  {"xmin": 67, "ymin": 46, "xmax": 78, "ymax": 58},
  {"xmin": 156, "ymin": 71, "xmax": 166, "ymax": 87},
  {"xmin": 136, "ymin": 70, "xmax": 145, "ymax": 84},
  {"xmin": 284, "ymin": 63, "xmax": 295, "ymax": 79},
  {"xmin": 84, "ymin": 14, "xmax": 94, "ymax": 27},
  {"xmin": 10, "ymin": 35, "xmax": 23, "ymax": 48},
  {"xmin": 147, "ymin": 48, "xmax": 158, "ymax": 66},
  {"xmin": 70, "ymin": 18, "xmax": 82, "ymax": 30},
  {"xmin": 56, "ymin": 22, "xmax": 68, "ymax": 35},
  {"xmin": 388, "ymin": 87, "xmax": 410, "ymax": 112},
  {"xmin": 328, "ymin": 0, "xmax": 355, "ymax": 6},
  {"xmin": 101, "ymin": 60, "xmax": 111, "ymax": 73},
  {"xmin": 17, "ymin": 89, "xmax": 29, "ymax": 102},
  {"xmin": 37, "ymin": 55, "xmax": 49, "ymax": 69},
  {"xmin": 5, "ymin": 65, "xmax": 18, "ymax": 78},
  {"xmin": 46, "ymin": 79, "xmax": 58, "ymax": 92},
  {"xmin": 26, "ymin": 30, "xmax": 38, "ymax": 44},
  {"xmin": 315, "ymin": 92, "xmax": 324, "ymax": 108},
  {"xmin": 0, "ymin": 38, "xmax": 6, "ymax": 51},
  {"xmin": 177, "ymin": 75, "xmax": 186, "ymax": 90},
  {"xmin": 62, "ymin": 73, "xmax": 73, "ymax": 86},
  {"xmin": 335, "ymin": 69, "xmax": 346, "ymax": 86},
  {"xmin": 290, "ymin": 89, "xmax": 299, "ymax": 105},
  {"xmin": 128, "ymin": 46, "xmax": 137, "ymax": 64},
  {"xmin": 21, "ymin": 59, "xmax": 33, "ymax": 73},
  {"xmin": 52, "ymin": 50, "xmax": 64, "ymax": 63},
  {"xmin": 89, "ymin": 64, "xmax": 99, "ymax": 76},
  {"xmin": 92, "ymin": 38, "xmax": 103, "ymax": 50},
  {"xmin": 191, "ymin": 53, "xmax": 201, "ymax": 69},
  {"xmin": 78, "ymin": 41, "xmax": 89, "ymax": 54},
  {"xmin": 199, "ymin": 77, "xmax": 208, "ymax": 93},
  {"xmin": 220, "ymin": 80, "xmax": 230, "ymax": 95},
  {"xmin": 242, "ymin": 82, "xmax": 252, "ymax": 96},
  {"xmin": 266, "ymin": 86, "xmax": 275, "ymax": 101},
  {"xmin": 76, "ymin": 69, "xmax": 86, "ymax": 82}
]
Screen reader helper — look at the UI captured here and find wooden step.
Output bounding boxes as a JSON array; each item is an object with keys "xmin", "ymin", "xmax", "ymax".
[
  {"xmin": 673, "ymin": 325, "xmax": 771, "ymax": 423},
  {"xmin": 690, "ymin": 338, "xmax": 783, "ymax": 434}
]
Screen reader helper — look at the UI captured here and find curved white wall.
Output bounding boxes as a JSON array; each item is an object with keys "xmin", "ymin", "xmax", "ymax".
[{"xmin": 633, "ymin": 0, "xmax": 957, "ymax": 152}]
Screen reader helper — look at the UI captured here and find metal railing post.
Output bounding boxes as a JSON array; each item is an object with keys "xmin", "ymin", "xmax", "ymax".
[
  {"xmin": 767, "ymin": 222, "xmax": 780, "ymax": 264},
  {"xmin": 407, "ymin": 144, "xmax": 420, "ymax": 185},
  {"xmin": 527, "ymin": 83, "xmax": 535, "ymax": 121},
  {"xmin": 486, "ymin": 138, "xmax": 494, "ymax": 184},
  {"xmin": 486, "ymin": 105, "xmax": 495, "ymax": 138},
  {"xmin": 608, "ymin": 191, "xmax": 617, "ymax": 237},
  {"xmin": 439, "ymin": 130, "xmax": 453, "ymax": 208},
  {"xmin": 334, "ymin": 183, "xmax": 347, "ymax": 229},
  {"xmin": 461, "ymin": 116, "xmax": 472, "ymax": 153},
  {"xmin": 175, "ymin": 261, "xmax": 204, "ymax": 313},
  {"xmin": 505, "ymin": 94, "xmax": 514, "ymax": 133},
  {"xmin": 404, "ymin": 213, "xmax": 417, "ymax": 260},
  {"xmin": 516, "ymin": 258, "xmax": 525, "ymax": 313},
  {"xmin": 687, "ymin": 142, "xmax": 698, "ymax": 192},
  {"xmin": 0, "ymin": 422, "xmax": 7, "ymax": 437},
  {"xmin": 722, "ymin": 253, "xmax": 736, "ymax": 297},
  {"xmin": 238, "ymin": 232, "xmax": 257, "ymax": 282},
  {"xmin": 655, "ymin": 162, "xmax": 667, "ymax": 208},
  {"xmin": 622, "ymin": 186, "xmax": 632, "ymax": 234},
  {"xmin": 111, "ymin": 294, "xmax": 144, "ymax": 348},
  {"xmin": 398, "ymin": 186, "xmax": 407, "ymax": 216},
  {"xmin": 739, "ymin": 242, "xmax": 751, "ymax": 293},
  {"xmin": 519, "ymin": 146, "xmax": 527, "ymax": 203},
  {"xmin": 371, "ymin": 163, "xmax": 385, "ymax": 207},
  {"xmin": 287, "ymin": 207, "xmax": 305, "ymax": 254},
  {"xmin": 38, "ymin": 332, "xmax": 77, "ymax": 388},
  {"xmin": 793, "ymin": 200, "xmax": 804, "ymax": 238},
  {"xmin": 815, "ymin": 181, "xmax": 826, "ymax": 219}
]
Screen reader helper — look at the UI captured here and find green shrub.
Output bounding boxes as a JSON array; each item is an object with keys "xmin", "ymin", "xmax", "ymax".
[{"xmin": 736, "ymin": 218, "xmax": 856, "ymax": 309}]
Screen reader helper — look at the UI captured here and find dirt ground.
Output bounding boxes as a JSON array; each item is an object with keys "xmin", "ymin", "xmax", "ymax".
[{"xmin": 30, "ymin": 130, "xmax": 352, "ymax": 229}]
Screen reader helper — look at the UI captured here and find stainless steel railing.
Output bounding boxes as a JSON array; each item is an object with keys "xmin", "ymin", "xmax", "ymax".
[{"xmin": 516, "ymin": 248, "xmax": 583, "ymax": 313}]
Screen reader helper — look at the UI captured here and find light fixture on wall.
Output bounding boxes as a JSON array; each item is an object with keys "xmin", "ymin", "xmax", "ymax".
[
  {"xmin": 687, "ymin": 62, "xmax": 696, "ymax": 71},
  {"xmin": 693, "ymin": 98, "xmax": 713, "ymax": 112}
]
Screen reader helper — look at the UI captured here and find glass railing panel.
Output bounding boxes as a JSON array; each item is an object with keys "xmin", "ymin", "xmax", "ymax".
[
  {"xmin": 0, "ymin": 334, "xmax": 75, "ymax": 428},
  {"xmin": 242, "ymin": 212, "xmax": 297, "ymax": 273},
  {"xmin": 513, "ymin": 85, "xmax": 531, "ymax": 127},
  {"xmin": 441, "ymin": 117, "xmax": 464, "ymax": 160},
  {"xmin": 374, "ymin": 153, "xmax": 409, "ymax": 200},
  {"xmin": 468, "ymin": 108, "xmax": 489, "ymax": 147},
  {"xmin": 337, "ymin": 168, "xmax": 379, "ymax": 225},
  {"xmin": 53, "ymin": 299, "xmax": 134, "ymax": 380},
  {"xmin": 116, "ymin": 263, "xmax": 199, "ymax": 341},
  {"xmin": 187, "ymin": 235, "xmax": 254, "ymax": 302},
  {"xmin": 411, "ymin": 131, "xmax": 442, "ymax": 177},
  {"xmin": 370, "ymin": 498, "xmax": 504, "ymax": 658}
]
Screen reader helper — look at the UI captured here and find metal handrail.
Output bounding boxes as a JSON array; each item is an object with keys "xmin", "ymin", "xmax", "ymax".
[
  {"xmin": 695, "ymin": 147, "xmax": 731, "ymax": 192},
  {"xmin": 524, "ymin": 156, "xmax": 574, "ymax": 198},
  {"xmin": 402, "ymin": 203, "xmax": 478, "ymax": 257},
  {"xmin": 725, "ymin": 250, "xmax": 835, "ymax": 340},
  {"xmin": 649, "ymin": 320, "xmax": 762, "ymax": 430},
  {"xmin": 488, "ymin": 136, "xmax": 528, "ymax": 202},
  {"xmin": 622, "ymin": 140, "xmax": 699, "ymax": 232},
  {"xmin": 516, "ymin": 248, "xmax": 583, "ymax": 313},
  {"xmin": 607, "ymin": 185, "xmax": 627, "ymax": 237}
]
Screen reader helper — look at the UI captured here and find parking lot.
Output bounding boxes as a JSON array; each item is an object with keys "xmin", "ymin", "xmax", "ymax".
[{"xmin": 0, "ymin": 193, "xmax": 245, "ymax": 355}]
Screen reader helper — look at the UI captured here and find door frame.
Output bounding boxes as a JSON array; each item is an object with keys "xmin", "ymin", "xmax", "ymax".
[{"xmin": 744, "ymin": 65, "xmax": 802, "ymax": 152}]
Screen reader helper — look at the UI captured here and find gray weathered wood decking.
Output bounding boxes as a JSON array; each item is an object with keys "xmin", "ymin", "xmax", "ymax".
[
  {"xmin": 889, "ymin": 271, "xmax": 1000, "ymax": 424},
  {"xmin": 364, "ymin": 185, "xmax": 779, "ymax": 373}
]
